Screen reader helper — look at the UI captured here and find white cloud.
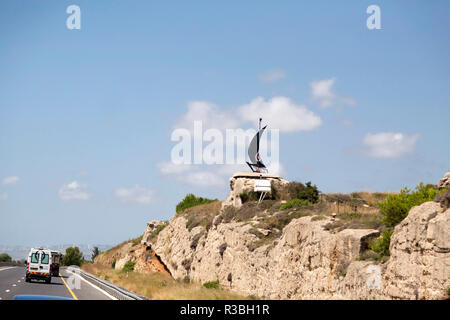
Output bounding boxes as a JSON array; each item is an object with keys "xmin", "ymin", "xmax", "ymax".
[
  {"xmin": 0, "ymin": 193, "xmax": 8, "ymax": 201},
  {"xmin": 59, "ymin": 181, "xmax": 91, "ymax": 201},
  {"xmin": 362, "ymin": 132, "xmax": 420, "ymax": 158},
  {"xmin": 311, "ymin": 78, "xmax": 335, "ymax": 107},
  {"xmin": 310, "ymin": 78, "xmax": 355, "ymax": 108},
  {"xmin": 266, "ymin": 162, "xmax": 287, "ymax": 176},
  {"xmin": 184, "ymin": 171, "xmax": 225, "ymax": 187},
  {"xmin": 176, "ymin": 97, "xmax": 321, "ymax": 133},
  {"xmin": 2, "ymin": 176, "xmax": 19, "ymax": 185},
  {"xmin": 238, "ymin": 96, "xmax": 322, "ymax": 132},
  {"xmin": 114, "ymin": 185, "xmax": 155, "ymax": 204},
  {"xmin": 157, "ymin": 162, "xmax": 191, "ymax": 175},
  {"xmin": 158, "ymin": 163, "xmax": 226, "ymax": 188},
  {"xmin": 160, "ymin": 96, "xmax": 311, "ymax": 187},
  {"xmin": 158, "ymin": 161, "xmax": 287, "ymax": 189},
  {"xmin": 175, "ymin": 101, "xmax": 240, "ymax": 131},
  {"xmin": 259, "ymin": 68, "xmax": 286, "ymax": 83},
  {"xmin": 217, "ymin": 164, "xmax": 248, "ymax": 176}
]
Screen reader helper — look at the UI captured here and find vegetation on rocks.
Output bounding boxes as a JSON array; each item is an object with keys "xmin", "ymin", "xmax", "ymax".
[
  {"xmin": 122, "ymin": 261, "xmax": 136, "ymax": 272},
  {"xmin": 280, "ymin": 199, "xmax": 309, "ymax": 210},
  {"xmin": 203, "ymin": 280, "xmax": 220, "ymax": 289},
  {"xmin": 323, "ymin": 212, "xmax": 384, "ymax": 232},
  {"xmin": 378, "ymin": 183, "xmax": 440, "ymax": 227},
  {"xmin": 149, "ymin": 222, "xmax": 169, "ymax": 240},
  {"xmin": 356, "ymin": 182, "xmax": 440, "ymax": 261},
  {"xmin": 286, "ymin": 181, "xmax": 320, "ymax": 203},
  {"xmin": 239, "ymin": 190, "xmax": 259, "ymax": 203},
  {"xmin": 178, "ymin": 201, "xmax": 222, "ymax": 232},
  {"xmin": 368, "ymin": 230, "xmax": 393, "ymax": 257},
  {"xmin": 176, "ymin": 194, "xmax": 218, "ymax": 213}
]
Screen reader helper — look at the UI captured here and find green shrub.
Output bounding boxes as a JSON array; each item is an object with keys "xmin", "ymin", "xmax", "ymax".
[
  {"xmin": 150, "ymin": 223, "xmax": 168, "ymax": 239},
  {"xmin": 280, "ymin": 199, "xmax": 309, "ymax": 210},
  {"xmin": 0, "ymin": 253, "xmax": 12, "ymax": 262},
  {"xmin": 239, "ymin": 191, "xmax": 259, "ymax": 203},
  {"xmin": 203, "ymin": 280, "xmax": 220, "ymax": 289},
  {"xmin": 378, "ymin": 183, "xmax": 439, "ymax": 227},
  {"xmin": 122, "ymin": 261, "xmax": 136, "ymax": 272},
  {"xmin": 368, "ymin": 230, "xmax": 393, "ymax": 257},
  {"xmin": 91, "ymin": 247, "xmax": 101, "ymax": 261},
  {"xmin": 61, "ymin": 246, "xmax": 83, "ymax": 266},
  {"xmin": 357, "ymin": 250, "xmax": 381, "ymax": 261},
  {"xmin": 287, "ymin": 181, "xmax": 320, "ymax": 203},
  {"xmin": 111, "ymin": 260, "xmax": 116, "ymax": 269},
  {"xmin": 176, "ymin": 194, "xmax": 217, "ymax": 213}
]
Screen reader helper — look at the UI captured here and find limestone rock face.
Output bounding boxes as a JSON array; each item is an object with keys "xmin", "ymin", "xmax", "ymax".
[
  {"xmin": 94, "ymin": 241, "xmax": 136, "ymax": 268},
  {"xmin": 94, "ymin": 233, "xmax": 169, "ymax": 275},
  {"xmin": 141, "ymin": 220, "xmax": 168, "ymax": 246},
  {"xmin": 150, "ymin": 198, "xmax": 450, "ymax": 299},
  {"xmin": 438, "ymin": 172, "xmax": 450, "ymax": 189},
  {"xmin": 98, "ymin": 172, "xmax": 450, "ymax": 299},
  {"xmin": 222, "ymin": 172, "xmax": 289, "ymax": 209},
  {"xmin": 383, "ymin": 202, "xmax": 450, "ymax": 300},
  {"xmin": 152, "ymin": 213, "xmax": 382, "ymax": 299}
]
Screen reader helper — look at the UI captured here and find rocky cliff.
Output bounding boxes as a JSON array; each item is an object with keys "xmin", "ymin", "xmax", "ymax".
[{"xmin": 97, "ymin": 172, "xmax": 450, "ymax": 300}]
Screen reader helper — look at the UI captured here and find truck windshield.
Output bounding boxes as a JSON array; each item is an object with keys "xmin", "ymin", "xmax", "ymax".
[
  {"xmin": 31, "ymin": 252, "xmax": 39, "ymax": 263},
  {"xmin": 41, "ymin": 252, "xmax": 49, "ymax": 264}
]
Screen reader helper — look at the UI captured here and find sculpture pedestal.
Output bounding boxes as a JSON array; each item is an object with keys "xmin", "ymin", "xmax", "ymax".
[{"xmin": 222, "ymin": 172, "xmax": 289, "ymax": 209}]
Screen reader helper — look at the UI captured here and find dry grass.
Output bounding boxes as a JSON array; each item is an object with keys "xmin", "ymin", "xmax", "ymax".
[
  {"xmin": 82, "ymin": 263, "xmax": 250, "ymax": 300},
  {"xmin": 323, "ymin": 212, "xmax": 384, "ymax": 232},
  {"xmin": 177, "ymin": 201, "xmax": 222, "ymax": 231}
]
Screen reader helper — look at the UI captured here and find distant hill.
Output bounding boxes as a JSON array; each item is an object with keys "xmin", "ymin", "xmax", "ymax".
[{"xmin": 0, "ymin": 244, "xmax": 113, "ymax": 261}]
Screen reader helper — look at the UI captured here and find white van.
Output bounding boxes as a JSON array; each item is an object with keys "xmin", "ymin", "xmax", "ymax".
[{"xmin": 26, "ymin": 248, "xmax": 53, "ymax": 283}]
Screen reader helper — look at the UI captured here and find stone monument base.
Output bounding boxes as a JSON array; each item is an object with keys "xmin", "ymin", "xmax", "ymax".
[{"xmin": 222, "ymin": 172, "xmax": 289, "ymax": 209}]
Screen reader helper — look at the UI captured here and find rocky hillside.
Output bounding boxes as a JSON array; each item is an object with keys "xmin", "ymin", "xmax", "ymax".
[
  {"xmin": 95, "ymin": 172, "xmax": 450, "ymax": 300},
  {"xmin": 95, "ymin": 236, "xmax": 170, "ymax": 276}
]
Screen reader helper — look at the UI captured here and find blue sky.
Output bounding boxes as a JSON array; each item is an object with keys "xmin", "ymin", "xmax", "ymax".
[{"xmin": 1, "ymin": 1, "xmax": 449, "ymax": 246}]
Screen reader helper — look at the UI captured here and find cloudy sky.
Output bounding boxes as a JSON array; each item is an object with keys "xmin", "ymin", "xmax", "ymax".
[{"xmin": 1, "ymin": 1, "xmax": 449, "ymax": 246}]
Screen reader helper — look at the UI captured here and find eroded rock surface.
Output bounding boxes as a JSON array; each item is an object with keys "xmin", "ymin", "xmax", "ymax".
[{"xmin": 383, "ymin": 202, "xmax": 450, "ymax": 299}]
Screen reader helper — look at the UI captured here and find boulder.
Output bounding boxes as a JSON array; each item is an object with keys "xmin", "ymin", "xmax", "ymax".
[
  {"xmin": 383, "ymin": 202, "xmax": 450, "ymax": 299},
  {"xmin": 141, "ymin": 220, "xmax": 168, "ymax": 246},
  {"xmin": 438, "ymin": 172, "xmax": 450, "ymax": 189}
]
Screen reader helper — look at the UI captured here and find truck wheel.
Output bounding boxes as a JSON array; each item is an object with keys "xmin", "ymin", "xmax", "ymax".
[
  {"xmin": 25, "ymin": 277, "xmax": 30, "ymax": 283},
  {"xmin": 45, "ymin": 278, "xmax": 51, "ymax": 284}
]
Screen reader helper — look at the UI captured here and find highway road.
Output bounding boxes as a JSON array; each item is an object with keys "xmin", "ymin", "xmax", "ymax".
[{"xmin": 0, "ymin": 266, "xmax": 113, "ymax": 300}]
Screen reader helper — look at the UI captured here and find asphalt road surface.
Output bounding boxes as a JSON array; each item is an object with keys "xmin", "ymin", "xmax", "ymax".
[{"xmin": 0, "ymin": 266, "xmax": 113, "ymax": 300}]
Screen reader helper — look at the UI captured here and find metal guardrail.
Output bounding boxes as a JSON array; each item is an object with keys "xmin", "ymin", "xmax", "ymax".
[{"xmin": 65, "ymin": 266, "xmax": 148, "ymax": 300}]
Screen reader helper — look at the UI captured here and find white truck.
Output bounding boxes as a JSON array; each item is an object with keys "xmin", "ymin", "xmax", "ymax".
[
  {"xmin": 26, "ymin": 248, "xmax": 58, "ymax": 283},
  {"xmin": 50, "ymin": 250, "xmax": 62, "ymax": 277}
]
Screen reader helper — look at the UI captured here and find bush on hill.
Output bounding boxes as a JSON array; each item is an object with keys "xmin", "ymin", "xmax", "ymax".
[{"xmin": 176, "ymin": 194, "xmax": 218, "ymax": 213}]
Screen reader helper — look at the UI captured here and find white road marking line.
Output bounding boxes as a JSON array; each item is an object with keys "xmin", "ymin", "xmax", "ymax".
[
  {"xmin": 12, "ymin": 284, "xmax": 17, "ymax": 287},
  {"xmin": 0, "ymin": 267, "xmax": 16, "ymax": 272},
  {"xmin": 22, "ymin": 277, "xmax": 24, "ymax": 279},
  {"xmin": 5, "ymin": 289, "xmax": 10, "ymax": 293},
  {"xmin": 17, "ymin": 280, "xmax": 21, "ymax": 282},
  {"xmin": 65, "ymin": 269, "xmax": 117, "ymax": 300}
]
